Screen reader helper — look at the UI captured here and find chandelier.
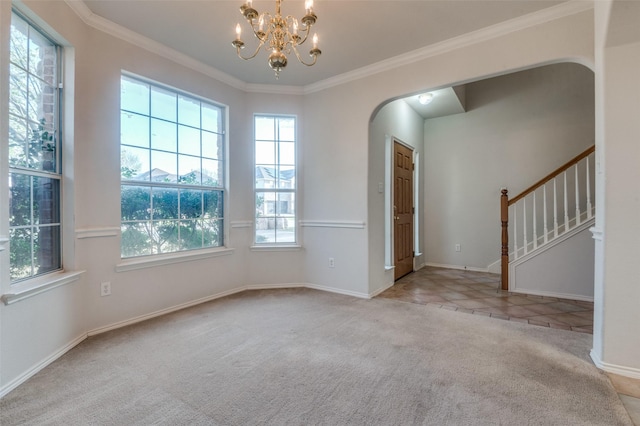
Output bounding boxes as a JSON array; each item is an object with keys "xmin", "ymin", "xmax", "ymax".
[{"xmin": 232, "ymin": 0, "xmax": 321, "ymax": 78}]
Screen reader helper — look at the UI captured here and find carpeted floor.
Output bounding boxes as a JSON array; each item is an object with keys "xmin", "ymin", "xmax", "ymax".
[{"xmin": 0, "ymin": 288, "xmax": 633, "ymax": 425}]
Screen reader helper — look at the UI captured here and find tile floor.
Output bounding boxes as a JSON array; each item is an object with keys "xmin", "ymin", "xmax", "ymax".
[{"xmin": 378, "ymin": 266, "xmax": 593, "ymax": 333}]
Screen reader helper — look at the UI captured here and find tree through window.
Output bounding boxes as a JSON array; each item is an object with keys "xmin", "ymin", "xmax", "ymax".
[
  {"xmin": 120, "ymin": 75, "xmax": 226, "ymax": 257},
  {"xmin": 8, "ymin": 11, "xmax": 62, "ymax": 282}
]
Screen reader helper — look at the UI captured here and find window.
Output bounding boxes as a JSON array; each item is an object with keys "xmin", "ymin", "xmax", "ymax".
[
  {"xmin": 8, "ymin": 12, "xmax": 62, "ymax": 282},
  {"xmin": 254, "ymin": 115, "xmax": 296, "ymax": 244},
  {"xmin": 120, "ymin": 75, "xmax": 225, "ymax": 257}
]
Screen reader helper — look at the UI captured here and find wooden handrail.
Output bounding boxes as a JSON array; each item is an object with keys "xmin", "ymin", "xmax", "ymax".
[{"xmin": 508, "ymin": 145, "xmax": 595, "ymax": 206}]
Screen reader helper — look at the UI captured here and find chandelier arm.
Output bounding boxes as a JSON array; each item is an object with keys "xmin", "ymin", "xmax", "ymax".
[
  {"xmin": 290, "ymin": 44, "xmax": 319, "ymax": 67},
  {"xmin": 236, "ymin": 39, "xmax": 267, "ymax": 60}
]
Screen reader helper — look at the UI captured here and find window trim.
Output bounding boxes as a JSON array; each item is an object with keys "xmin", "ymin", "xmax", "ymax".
[
  {"xmin": 119, "ymin": 72, "xmax": 229, "ymax": 259},
  {"xmin": 253, "ymin": 114, "xmax": 298, "ymax": 246}
]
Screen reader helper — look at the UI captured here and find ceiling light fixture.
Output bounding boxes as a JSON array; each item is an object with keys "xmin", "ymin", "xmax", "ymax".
[
  {"xmin": 418, "ymin": 93, "xmax": 434, "ymax": 105},
  {"xmin": 232, "ymin": 0, "xmax": 321, "ymax": 79}
]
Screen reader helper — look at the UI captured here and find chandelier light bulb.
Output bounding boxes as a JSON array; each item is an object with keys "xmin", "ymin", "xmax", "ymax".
[
  {"xmin": 305, "ymin": 0, "xmax": 314, "ymax": 13},
  {"xmin": 313, "ymin": 33, "xmax": 318, "ymax": 48},
  {"xmin": 235, "ymin": 23, "xmax": 242, "ymax": 38}
]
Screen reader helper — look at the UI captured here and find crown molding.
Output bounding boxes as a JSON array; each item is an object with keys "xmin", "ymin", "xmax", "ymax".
[
  {"xmin": 63, "ymin": 0, "xmax": 249, "ymax": 92},
  {"xmin": 64, "ymin": 0, "xmax": 593, "ymax": 95},
  {"xmin": 303, "ymin": 0, "xmax": 594, "ymax": 94}
]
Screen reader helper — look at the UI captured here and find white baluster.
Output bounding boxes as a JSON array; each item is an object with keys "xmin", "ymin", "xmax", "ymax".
[
  {"xmin": 513, "ymin": 205, "xmax": 518, "ymax": 260},
  {"xmin": 586, "ymin": 155, "xmax": 593, "ymax": 219},
  {"xmin": 532, "ymin": 192, "xmax": 538, "ymax": 250},
  {"xmin": 543, "ymin": 185, "xmax": 548, "ymax": 244},
  {"xmin": 523, "ymin": 198, "xmax": 528, "ymax": 255},
  {"xmin": 553, "ymin": 178, "xmax": 559, "ymax": 238},
  {"xmin": 575, "ymin": 163, "xmax": 581, "ymax": 226},
  {"xmin": 563, "ymin": 172, "xmax": 569, "ymax": 233}
]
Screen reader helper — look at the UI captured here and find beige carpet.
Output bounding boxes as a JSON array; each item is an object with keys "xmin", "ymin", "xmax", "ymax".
[{"xmin": 0, "ymin": 288, "xmax": 632, "ymax": 425}]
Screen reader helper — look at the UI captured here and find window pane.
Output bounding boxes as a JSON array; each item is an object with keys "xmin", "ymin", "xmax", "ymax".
[
  {"xmin": 151, "ymin": 118, "xmax": 176, "ymax": 152},
  {"xmin": 27, "ymin": 74, "xmax": 43, "ymax": 123},
  {"xmin": 202, "ymin": 131, "xmax": 222, "ymax": 159},
  {"xmin": 152, "ymin": 187, "xmax": 178, "ymax": 219},
  {"xmin": 10, "ymin": 228, "xmax": 33, "ymax": 281},
  {"xmin": 9, "ymin": 65, "xmax": 27, "ymax": 118},
  {"xmin": 34, "ymin": 225, "xmax": 61, "ymax": 274},
  {"xmin": 8, "ymin": 115, "xmax": 27, "ymax": 167},
  {"xmin": 121, "ymin": 185, "xmax": 151, "ymax": 221},
  {"xmin": 178, "ymin": 125, "xmax": 200, "ymax": 156},
  {"xmin": 178, "ymin": 155, "xmax": 201, "ymax": 184},
  {"xmin": 202, "ymin": 104, "xmax": 222, "ymax": 133},
  {"xmin": 9, "ymin": 173, "xmax": 31, "ymax": 227},
  {"xmin": 203, "ymin": 219, "xmax": 223, "ymax": 247},
  {"xmin": 121, "ymin": 222, "xmax": 152, "ymax": 257},
  {"xmin": 203, "ymin": 191, "xmax": 223, "ymax": 219},
  {"xmin": 179, "ymin": 189, "xmax": 202, "ymax": 219},
  {"xmin": 279, "ymin": 141, "xmax": 295, "ymax": 166},
  {"xmin": 121, "ymin": 76, "xmax": 149, "ymax": 115},
  {"xmin": 33, "ymin": 176, "xmax": 60, "ymax": 224},
  {"xmin": 151, "ymin": 150, "xmax": 177, "ymax": 182},
  {"xmin": 178, "ymin": 96, "xmax": 199, "ymax": 127},
  {"xmin": 256, "ymin": 141, "xmax": 275, "ymax": 165},
  {"xmin": 279, "ymin": 117, "xmax": 295, "ymax": 141},
  {"xmin": 153, "ymin": 220, "xmax": 179, "ymax": 254},
  {"xmin": 121, "ymin": 112, "xmax": 149, "ymax": 148},
  {"xmin": 255, "ymin": 116, "xmax": 274, "ymax": 140},
  {"xmin": 279, "ymin": 166, "xmax": 295, "ymax": 189},
  {"xmin": 202, "ymin": 159, "xmax": 221, "ymax": 187},
  {"xmin": 151, "ymin": 86, "xmax": 176, "ymax": 121},
  {"xmin": 121, "ymin": 146, "xmax": 150, "ymax": 180},
  {"xmin": 10, "ymin": 15, "xmax": 28, "ymax": 69},
  {"xmin": 28, "ymin": 28, "xmax": 55, "ymax": 80},
  {"xmin": 179, "ymin": 220, "xmax": 203, "ymax": 250}
]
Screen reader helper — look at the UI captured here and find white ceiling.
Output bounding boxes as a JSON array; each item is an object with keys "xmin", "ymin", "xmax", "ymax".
[{"xmin": 79, "ymin": 0, "xmax": 566, "ymax": 87}]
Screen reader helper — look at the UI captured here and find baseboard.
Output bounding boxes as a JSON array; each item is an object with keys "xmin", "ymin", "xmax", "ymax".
[
  {"xmin": 424, "ymin": 262, "xmax": 490, "ymax": 273},
  {"xmin": 591, "ymin": 349, "xmax": 640, "ymax": 379},
  {"xmin": 510, "ymin": 288, "xmax": 594, "ymax": 302},
  {"xmin": 87, "ymin": 286, "xmax": 246, "ymax": 336},
  {"xmin": 0, "ymin": 333, "xmax": 87, "ymax": 399},
  {"xmin": 369, "ymin": 281, "xmax": 394, "ymax": 299},
  {"xmin": 305, "ymin": 283, "xmax": 371, "ymax": 299},
  {"xmin": 246, "ymin": 283, "xmax": 306, "ymax": 291}
]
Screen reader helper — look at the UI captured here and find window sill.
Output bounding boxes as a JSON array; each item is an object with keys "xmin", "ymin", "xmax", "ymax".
[
  {"xmin": 116, "ymin": 247, "xmax": 235, "ymax": 273},
  {"xmin": 1, "ymin": 270, "xmax": 85, "ymax": 305},
  {"xmin": 250, "ymin": 244, "xmax": 303, "ymax": 252}
]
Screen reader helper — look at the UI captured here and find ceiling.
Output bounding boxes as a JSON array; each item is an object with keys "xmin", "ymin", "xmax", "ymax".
[{"xmin": 79, "ymin": 0, "xmax": 566, "ymax": 88}]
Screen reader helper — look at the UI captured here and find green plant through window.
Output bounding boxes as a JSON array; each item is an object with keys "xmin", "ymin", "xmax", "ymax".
[{"xmin": 120, "ymin": 75, "xmax": 226, "ymax": 257}]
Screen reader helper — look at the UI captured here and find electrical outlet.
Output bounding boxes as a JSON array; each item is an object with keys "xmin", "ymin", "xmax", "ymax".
[
  {"xmin": 329, "ymin": 258, "xmax": 335, "ymax": 268},
  {"xmin": 100, "ymin": 282, "xmax": 111, "ymax": 297},
  {"xmin": 455, "ymin": 244, "xmax": 461, "ymax": 252}
]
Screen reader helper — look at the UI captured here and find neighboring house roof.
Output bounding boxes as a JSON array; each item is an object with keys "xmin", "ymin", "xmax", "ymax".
[
  {"xmin": 255, "ymin": 166, "xmax": 295, "ymax": 182},
  {"xmin": 133, "ymin": 168, "xmax": 216, "ymax": 184}
]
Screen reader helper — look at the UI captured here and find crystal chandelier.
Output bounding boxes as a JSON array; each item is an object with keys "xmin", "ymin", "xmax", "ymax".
[{"xmin": 232, "ymin": 0, "xmax": 321, "ymax": 78}]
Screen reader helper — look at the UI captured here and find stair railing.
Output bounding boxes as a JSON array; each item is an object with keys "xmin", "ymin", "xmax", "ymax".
[{"xmin": 500, "ymin": 145, "xmax": 595, "ymax": 290}]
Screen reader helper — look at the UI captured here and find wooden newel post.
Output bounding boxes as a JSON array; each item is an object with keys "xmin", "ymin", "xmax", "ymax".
[{"xmin": 500, "ymin": 189, "xmax": 509, "ymax": 291}]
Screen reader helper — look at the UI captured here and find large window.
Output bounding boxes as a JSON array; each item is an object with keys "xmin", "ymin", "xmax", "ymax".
[
  {"xmin": 120, "ymin": 75, "xmax": 225, "ymax": 257},
  {"xmin": 254, "ymin": 115, "xmax": 296, "ymax": 244},
  {"xmin": 8, "ymin": 12, "xmax": 62, "ymax": 282}
]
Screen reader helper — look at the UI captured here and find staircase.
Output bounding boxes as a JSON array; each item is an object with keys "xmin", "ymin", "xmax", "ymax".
[{"xmin": 500, "ymin": 146, "xmax": 595, "ymax": 297}]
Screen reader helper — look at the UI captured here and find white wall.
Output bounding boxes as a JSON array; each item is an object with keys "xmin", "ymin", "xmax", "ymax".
[
  {"xmin": 368, "ymin": 100, "xmax": 425, "ymax": 295},
  {"xmin": 592, "ymin": 0, "xmax": 640, "ymax": 376},
  {"xmin": 422, "ymin": 63, "xmax": 594, "ymax": 270},
  {"xmin": 512, "ymin": 225, "xmax": 595, "ymax": 300}
]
